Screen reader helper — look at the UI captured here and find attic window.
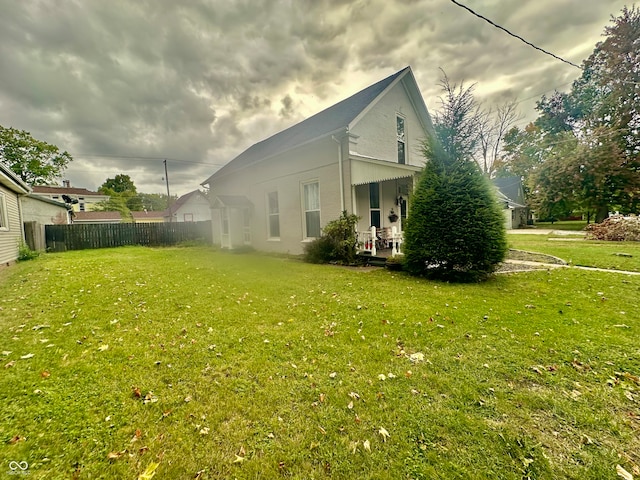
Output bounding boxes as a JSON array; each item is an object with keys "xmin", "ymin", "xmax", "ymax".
[{"xmin": 396, "ymin": 115, "xmax": 406, "ymax": 164}]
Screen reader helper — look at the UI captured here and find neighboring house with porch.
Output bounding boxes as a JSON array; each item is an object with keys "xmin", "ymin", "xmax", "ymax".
[
  {"xmin": 32, "ymin": 180, "xmax": 110, "ymax": 212},
  {"xmin": 202, "ymin": 66, "xmax": 434, "ymax": 254},
  {"xmin": 0, "ymin": 162, "xmax": 30, "ymax": 265},
  {"xmin": 164, "ymin": 190, "xmax": 210, "ymax": 223},
  {"xmin": 493, "ymin": 176, "xmax": 530, "ymax": 229}
]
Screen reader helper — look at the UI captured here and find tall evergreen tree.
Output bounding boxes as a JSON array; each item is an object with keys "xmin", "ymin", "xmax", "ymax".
[{"xmin": 404, "ymin": 136, "xmax": 507, "ymax": 282}]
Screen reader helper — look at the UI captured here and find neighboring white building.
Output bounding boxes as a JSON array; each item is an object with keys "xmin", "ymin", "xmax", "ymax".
[
  {"xmin": 202, "ymin": 66, "xmax": 434, "ymax": 254},
  {"xmin": 21, "ymin": 195, "xmax": 71, "ymax": 225},
  {"xmin": 164, "ymin": 190, "xmax": 210, "ymax": 223},
  {"xmin": 31, "ymin": 180, "xmax": 110, "ymax": 212},
  {"xmin": 0, "ymin": 162, "xmax": 30, "ymax": 265}
]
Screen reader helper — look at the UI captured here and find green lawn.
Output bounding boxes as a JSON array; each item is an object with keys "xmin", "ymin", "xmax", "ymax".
[
  {"xmin": 533, "ymin": 221, "xmax": 588, "ymax": 231},
  {"xmin": 508, "ymin": 234, "xmax": 640, "ymax": 272},
  {"xmin": 1, "ymin": 246, "xmax": 639, "ymax": 479}
]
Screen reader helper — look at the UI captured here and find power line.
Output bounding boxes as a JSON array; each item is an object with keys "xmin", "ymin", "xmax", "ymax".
[
  {"xmin": 450, "ymin": 0, "xmax": 582, "ymax": 70},
  {"xmin": 74, "ymin": 153, "xmax": 225, "ymax": 167}
]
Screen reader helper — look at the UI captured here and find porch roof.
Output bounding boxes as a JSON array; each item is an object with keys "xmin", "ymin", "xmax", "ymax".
[
  {"xmin": 350, "ymin": 156, "xmax": 421, "ymax": 186},
  {"xmin": 212, "ymin": 195, "xmax": 253, "ymax": 209}
]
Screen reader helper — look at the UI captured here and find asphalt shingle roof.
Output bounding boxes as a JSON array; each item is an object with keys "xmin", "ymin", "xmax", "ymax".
[{"xmin": 203, "ymin": 67, "xmax": 410, "ymax": 184}]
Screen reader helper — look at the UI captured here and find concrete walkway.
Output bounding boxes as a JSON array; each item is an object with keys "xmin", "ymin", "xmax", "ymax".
[{"xmin": 503, "ymin": 259, "xmax": 640, "ymax": 276}]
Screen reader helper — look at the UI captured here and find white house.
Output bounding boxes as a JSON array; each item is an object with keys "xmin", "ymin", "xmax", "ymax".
[
  {"xmin": 493, "ymin": 176, "xmax": 529, "ymax": 229},
  {"xmin": 0, "ymin": 162, "xmax": 30, "ymax": 265},
  {"xmin": 164, "ymin": 190, "xmax": 210, "ymax": 223},
  {"xmin": 202, "ymin": 66, "xmax": 434, "ymax": 254}
]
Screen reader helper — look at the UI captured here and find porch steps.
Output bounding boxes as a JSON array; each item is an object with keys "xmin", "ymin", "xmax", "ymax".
[{"xmin": 357, "ymin": 253, "xmax": 388, "ymax": 267}]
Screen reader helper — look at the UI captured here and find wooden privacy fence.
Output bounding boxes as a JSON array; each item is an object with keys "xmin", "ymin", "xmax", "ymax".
[{"xmin": 45, "ymin": 221, "xmax": 212, "ymax": 251}]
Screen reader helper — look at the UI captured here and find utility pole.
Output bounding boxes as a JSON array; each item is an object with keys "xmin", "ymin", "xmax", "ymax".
[{"xmin": 163, "ymin": 159, "xmax": 172, "ymax": 222}]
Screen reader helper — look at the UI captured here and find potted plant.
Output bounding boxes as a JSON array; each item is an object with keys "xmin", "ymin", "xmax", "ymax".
[{"xmin": 388, "ymin": 209, "xmax": 399, "ymax": 223}]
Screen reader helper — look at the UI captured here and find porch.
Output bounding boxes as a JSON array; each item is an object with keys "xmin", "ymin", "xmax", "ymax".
[{"xmin": 357, "ymin": 225, "xmax": 404, "ymax": 257}]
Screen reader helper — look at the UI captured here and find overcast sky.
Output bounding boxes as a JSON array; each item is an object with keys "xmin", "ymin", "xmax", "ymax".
[{"xmin": 0, "ymin": 0, "xmax": 631, "ymax": 196}]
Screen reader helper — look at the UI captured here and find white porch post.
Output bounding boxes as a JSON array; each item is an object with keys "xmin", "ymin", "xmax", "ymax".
[{"xmin": 371, "ymin": 226, "xmax": 377, "ymax": 256}]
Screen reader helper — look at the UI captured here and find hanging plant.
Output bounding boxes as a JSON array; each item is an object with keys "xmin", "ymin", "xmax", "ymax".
[{"xmin": 388, "ymin": 209, "xmax": 399, "ymax": 223}]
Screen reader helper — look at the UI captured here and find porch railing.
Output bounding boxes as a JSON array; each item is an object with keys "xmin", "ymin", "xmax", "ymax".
[{"xmin": 357, "ymin": 226, "xmax": 403, "ymax": 257}]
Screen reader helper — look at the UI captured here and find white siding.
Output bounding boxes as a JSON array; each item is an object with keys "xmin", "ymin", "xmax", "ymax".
[
  {"xmin": 349, "ymin": 80, "xmax": 428, "ymax": 167},
  {"xmin": 0, "ymin": 185, "xmax": 24, "ymax": 264},
  {"xmin": 21, "ymin": 197, "xmax": 69, "ymax": 225},
  {"xmin": 210, "ymin": 136, "xmax": 343, "ymax": 255},
  {"xmin": 173, "ymin": 196, "xmax": 211, "ymax": 222}
]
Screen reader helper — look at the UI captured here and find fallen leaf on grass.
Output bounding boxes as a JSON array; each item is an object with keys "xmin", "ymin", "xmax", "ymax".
[
  {"xmin": 9, "ymin": 435, "xmax": 24, "ymax": 444},
  {"xmin": 107, "ymin": 450, "xmax": 127, "ymax": 460},
  {"xmin": 4, "ymin": 361, "xmax": 16, "ymax": 368},
  {"xmin": 379, "ymin": 427, "xmax": 390, "ymax": 442},
  {"xmin": 138, "ymin": 461, "xmax": 159, "ymax": 479},
  {"xmin": 408, "ymin": 352, "xmax": 425, "ymax": 363},
  {"xmin": 20, "ymin": 353, "xmax": 34, "ymax": 359},
  {"xmin": 2, "ymin": 351, "xmax": 12, "ymax": 356},
  {"xmin": 139, "ymin": 446, "xmax": 149, "ymax": 455},
  {"xmin": 616, "ymin": 464, "xmax": 633, "ymax": 480},
  {"xmin": 143, "ymin": 392, "xmax": 158, "ymax": 404},
  {"xmin": 97, "ymin": 345, "xmax": 109, "ymax": 352},
  {"xmin": 233, "ymin": 455, "xmax": 246, "ymax": 464},
  {"xmin": 363, "ymin": 439, "xmax": 371, "ymax": 452},
  {"xmin": 41, "ymin": 371, "xmax": 51, "ymax": 378}
]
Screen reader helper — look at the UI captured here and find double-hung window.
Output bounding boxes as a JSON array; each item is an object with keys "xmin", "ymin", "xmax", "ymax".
[
  {"xmin": 0, "ymin": 192, "xmax": 8, "ymax": 230},
  {"xmin": 267, "ymin": 191, "xmax": 280, "ymax": 239},
  {"xmin": 397, "ymin": 115, "xmax": 406, "ymax": 164},
  {"xmin": 369, "ymin": 182, "xmax": 381, "ymax": 228},
  {"xmin": 303, "ymin": 182, "xmax": 320, "ymax": 238}
]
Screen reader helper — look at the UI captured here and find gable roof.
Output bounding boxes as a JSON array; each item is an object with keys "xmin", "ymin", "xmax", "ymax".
[
  {"xmin": 0, "ymin": 161, "xmax": 30, "ymax": 194},
  {"xmin": 203, "ymin": 66, "xmax": 428, "ymax": 185},
  {"xmin": 493, "ymin": 177, "xmax": 527, "ymax": 208},
  {"xmin": 165, "ymin": 190, "xmax": 208, "ymax": 216}
]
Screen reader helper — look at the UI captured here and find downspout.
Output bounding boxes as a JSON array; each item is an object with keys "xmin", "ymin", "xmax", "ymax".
[{"xmin": 331, "ymin": 134, "xmax": 345, "ymax": 212}]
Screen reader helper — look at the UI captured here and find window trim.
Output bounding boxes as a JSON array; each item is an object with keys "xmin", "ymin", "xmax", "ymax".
[
  {"xmin": 302, "ymin": 181, "xmax": 321, "ymax": 239},
  {"xmin": 396, "ymin": 114, "xmax": 406, "ymax": 164},
  {"xmin": 0, "ymin": 192, "xmax": 8, "ymax": 231},
  {"xmin": 267, "ymin": 191, "xmax": 280, "ymax": 240},
  {"xmin": 369, "ymin": 182, "xmax": 381, "ymax": 228}
]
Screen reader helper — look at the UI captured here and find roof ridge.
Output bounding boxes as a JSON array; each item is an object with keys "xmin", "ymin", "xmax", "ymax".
[{"xmin": 203, "ymin": 67, "xmax": 412, "ymax": 184}]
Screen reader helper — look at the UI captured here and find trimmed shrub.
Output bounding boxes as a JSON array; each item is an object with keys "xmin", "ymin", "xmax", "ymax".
[
  {"xmin": 585, "ymin": 215, "xmax": 640, "ymax": 241},
  {"xmin": 303, "ymin": 211, "xmax": 360, "ymax": 264},
  {"xmin": 403, "ymin": 138, "xmax": 507, "ymax": 282}
]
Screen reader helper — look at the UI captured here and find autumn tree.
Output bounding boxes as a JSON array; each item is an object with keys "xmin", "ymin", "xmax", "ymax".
[{"xmin": 0, "ymin": 126, "xmax": 72, "ymax": 185}]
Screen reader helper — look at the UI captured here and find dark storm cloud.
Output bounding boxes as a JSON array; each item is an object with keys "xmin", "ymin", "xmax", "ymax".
[{"xmin": 0, "ymin": 0, "xmax": 631, "ymax": 194}]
